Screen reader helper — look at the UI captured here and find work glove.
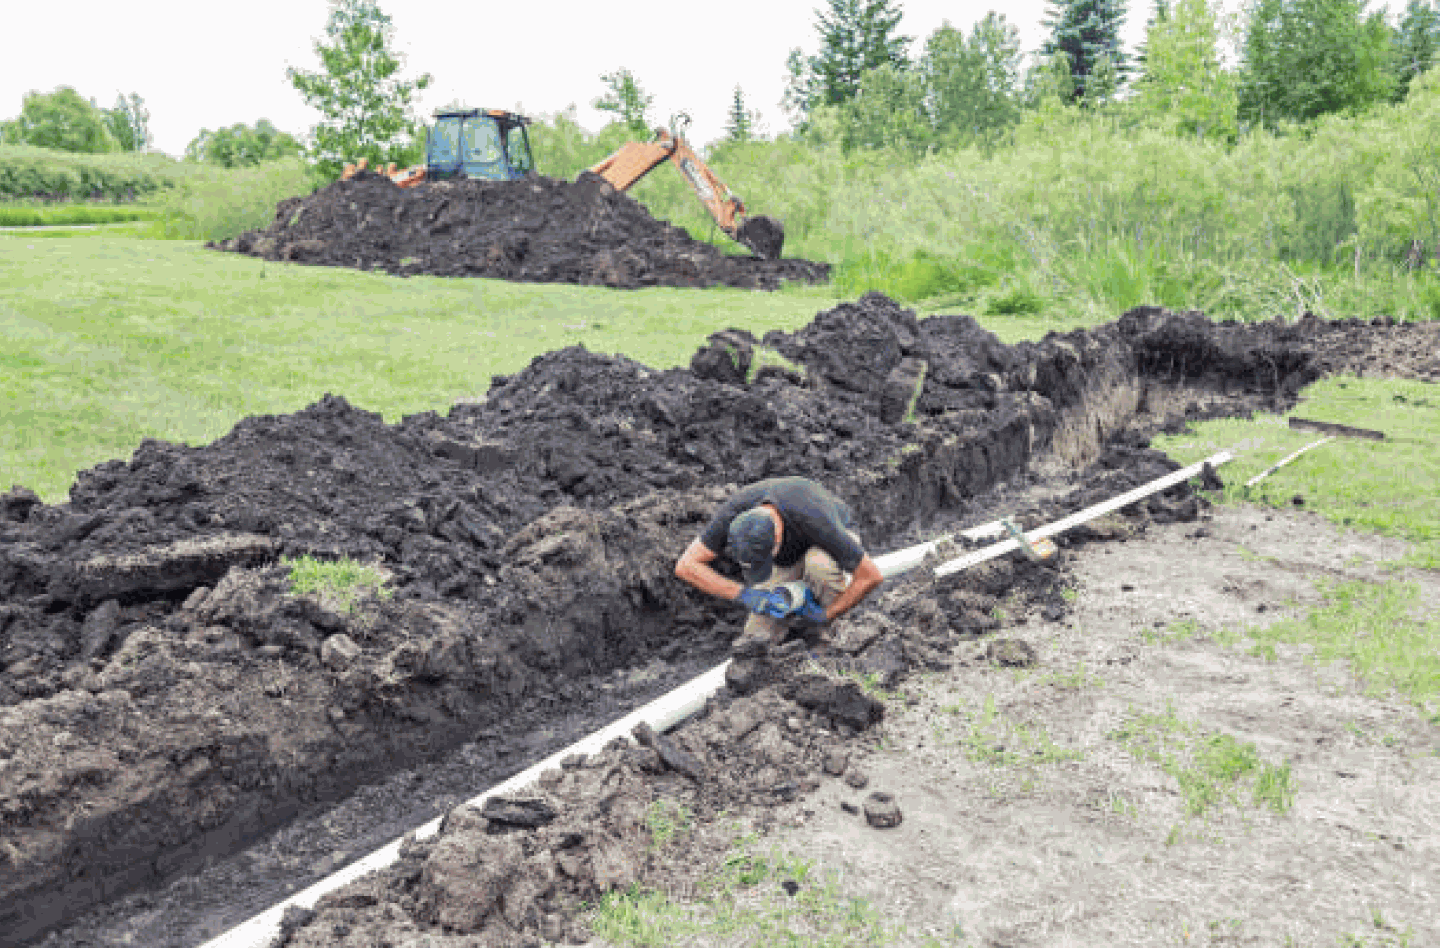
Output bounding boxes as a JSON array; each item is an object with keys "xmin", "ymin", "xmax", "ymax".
[
  {"xmin": 794, "ymin": 587, "xmax": 829, "ymax": 625},
  {"xmin": 736, "ymin": 587, "xmax": 790, "ymax": 619}
]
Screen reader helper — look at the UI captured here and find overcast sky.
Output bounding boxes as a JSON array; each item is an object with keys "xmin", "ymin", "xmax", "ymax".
[{"xmin": 3, "ymin": 0, "xmax": 1278, "ymax": 158}]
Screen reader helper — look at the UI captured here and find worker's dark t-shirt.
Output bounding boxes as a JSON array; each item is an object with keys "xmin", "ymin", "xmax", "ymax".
[{"xmin": 699, "ymin": 477, "xmax": 864, "ymax": 573}]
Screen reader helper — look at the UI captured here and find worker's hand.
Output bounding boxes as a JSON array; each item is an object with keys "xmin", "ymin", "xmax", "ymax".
[
  {"xmin": 736, "ymin": 587, "xmax": 789, "ymax": 619},
  {"xmin": 794, "ymin": 587, "xmax": 829, "ymax": 625}
]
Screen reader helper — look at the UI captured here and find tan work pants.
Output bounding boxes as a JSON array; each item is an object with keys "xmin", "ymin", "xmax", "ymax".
[{"xmin": 741, "ymin": 533, "xmax": 858, "ymax": 645}]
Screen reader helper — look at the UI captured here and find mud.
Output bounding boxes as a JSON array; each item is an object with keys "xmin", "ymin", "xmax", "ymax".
[
  {"xmin": 2, "ymin": 293, "xmax": 1436, "ymax": 945},
  {"xmin": 206, "ymin": 171, "xmax": 830, "ymax": 290}
]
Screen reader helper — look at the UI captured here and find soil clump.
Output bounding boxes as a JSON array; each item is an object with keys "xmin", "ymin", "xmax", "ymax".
[
  {"xmin": 207, "ymin": 171, "xmax": 831, "ymax": 291},
  {"xmin": 2, "ymin": 293, "xmax": 1436, "ymax": 944}
]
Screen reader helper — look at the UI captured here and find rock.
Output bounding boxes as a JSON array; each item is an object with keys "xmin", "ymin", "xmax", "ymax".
[
  {"xmin": 823, "ymin": 750, "xmax": 848, "ymax": 776},
  {"xmin": 321, "ymin": 633, "xmax": 362, "ymax": 670},
  {"xmin": 79, "ymin": 599, "xmax": 121, "ymax": 661},
  {"xmin": 863, "ymin": 791, "xmax": 903, "ymax": 828},
  {"xmin": 480, "ymin": 795, "xmax": 557, "ymax": 829},
  {"xmin": 845, "ymin": 770, "xmax": 869, "ymax": 790},
  {"xmin": 985, "ymin": 638, "xmax": 1037, "ymax": 668}
]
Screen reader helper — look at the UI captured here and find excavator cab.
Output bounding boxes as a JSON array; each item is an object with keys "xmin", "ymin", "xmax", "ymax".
[{"xmin": 426, "ymin": 109, "xmax": 534, "ymax": 181}]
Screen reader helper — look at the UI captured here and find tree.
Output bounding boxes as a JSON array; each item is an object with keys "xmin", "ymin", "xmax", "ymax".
[
  {"xmin": 1040, "ymin": 0, "xmax": 1131, "ymax": 103},
  {"xmin": 286, "ymin": 0, "xmax": 432, "ymax": 179},
  {"xmin": 105, "ymin": 93, "xmax": 151, "ymax": 152},
  {"xmin": 841, "ymin": 61, "xmax": 931, "ymax": 153},
  {"xmin": 185, "ymin": 120, "xmax": 304, "ymax": 167},
  {"xmin": 1238, "ymin": 0, "xmax": 1395, "ymax": 126},
  {"xmin": 593, "ymin": 68, "xmax": 654, "ymax": 137},
  {"xmin": 1135, "ymin": 0, "xmax": 1172, "ymax": 71},
  {"xmin": 785, "ymin": 0, "xmax": 911, "ymax": 122},
  {"xmin": 1, "ymin": 87, "xmax": 119, "ymax": 153},
  {"xmin": 1394, "ymin": 0, "xmax": 1440, "ymax": 100},
  {"xmin": 1133, "ymin": 0, "xmax": 1238, "ymax": 139},
  {"xmin": 725, "ymin": 85, "xmax": 755, "ymax": 142},
  {"xmin": 923, "ymin": 13, "xmax": 1024, "ymax": 144}
]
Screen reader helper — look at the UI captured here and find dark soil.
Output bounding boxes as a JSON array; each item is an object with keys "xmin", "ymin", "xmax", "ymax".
[
  {"xmin": 2, "ymin": 293, "xmax": 1436, "ymax": 946},
  {"xmin": 206, "ymin": 171, "xmax": 830, "ymax": 290}
]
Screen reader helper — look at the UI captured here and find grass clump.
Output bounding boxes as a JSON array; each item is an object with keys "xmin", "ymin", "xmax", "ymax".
[
  {"xmin": 1108, "ymin": 702, "xmax": 1296, "ymax": 821},
  {"xmin": 284, "ymin": 555, "xmax": 391, "ymax": 613},
  {"xmin": 1155, "ymin": 376, "xmax": 1440, "ymax": 570},
  {"xmin": 1246, "ymin": 579, "xmax": 1440, "ymax": 713},
  {"xmin": 643, "ymin": 799, "xmax": 693, "ymax": 853},
  {"xmin": 943, "ymin": 694, "xmax": 1082, "ymax": 770},
  {"xmin": 589, "ymin": 835, "xmax": 904, "ymax": 948}
]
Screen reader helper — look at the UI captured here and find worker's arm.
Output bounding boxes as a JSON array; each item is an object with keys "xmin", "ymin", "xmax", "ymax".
[
  {"xmin": 824, "ymin": 554, "xmax": 883, "ymax": 622},
  {"xmin": 675, "ymin": 538, "xmax": 745, "ymax": 601}
]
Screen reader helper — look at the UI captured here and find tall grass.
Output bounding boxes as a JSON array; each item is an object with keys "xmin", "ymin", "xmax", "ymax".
[
  {"xmin": 156, "ymin": 159, "xmax": 318, "ymax": 240},
  {"xmin": 0, "ymin": 144, "xmax": 194, "ymax": 201}
]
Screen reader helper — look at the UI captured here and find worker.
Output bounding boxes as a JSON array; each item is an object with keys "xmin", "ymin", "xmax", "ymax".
[{"xmin": 674, "ymin": 476, "xmax": 885, "ymax": 655}]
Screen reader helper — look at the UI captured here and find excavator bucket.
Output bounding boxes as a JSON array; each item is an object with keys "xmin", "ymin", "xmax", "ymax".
[{"xmin": 736, "ymin": 215, "xmax": 785, "ymax": 260}]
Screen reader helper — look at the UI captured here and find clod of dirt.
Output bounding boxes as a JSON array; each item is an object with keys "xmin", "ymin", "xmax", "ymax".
[
  {"xmin": 845, "ymin": 770, "xmax": 871, "ymax": 790},
  {"xmin": 789, "ymin": 674, "xmax": 884, "ymax": 730},
  {"xmin": 479, "ymin": 796, "xmax": 557, "ymax": 829},
  {"xmin": 986, "ymin": 638, "xmax": 1038, "ymax": 667},
  {"xmin": 863, "ymin": 791, "xmax": 903, "ymax": 828},
  {"xmin": 823, "ymin": 750, "xmax": 849, "ymax": 776},
  {"xmin": 209, "ymin": 171, "xmax": 831, "ymax": 291}
]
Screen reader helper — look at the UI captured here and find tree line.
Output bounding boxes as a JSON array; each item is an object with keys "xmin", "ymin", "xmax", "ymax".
[{"xmin": 4, "ymin": 0, "xmax": 1440, "ymax": 177}]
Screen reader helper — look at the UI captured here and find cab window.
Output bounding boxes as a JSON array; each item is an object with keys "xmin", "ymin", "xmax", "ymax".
[
  {"xmin": 463, "ymin": 118, "xmax": 501, "ymax": 164},
  {"xmin": 505, "ymin": 125, "xmax": 533, "ymax": 172},
  {"xmin": 430, "ymin": 118, "xmax": 461, "ymax": 163}
]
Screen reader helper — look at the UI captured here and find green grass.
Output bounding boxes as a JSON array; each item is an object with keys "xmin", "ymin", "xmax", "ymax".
[
  {"xmin": 1108, "ymin": 702, "xmax": 1296, "ymax": 822},
  {"xmin": 284, "ymin": 554, "xmax": 391, "ymax": 613},
  {"xmin": 0, "ymin": 238, "xmax": 845, "ymax": 502},
  {"xmin": 941, "ymin": 693, "xmax": 1083, "ymax": 770},
  {"xmin": 589, "ymin": 836, "xmax": 912, "ymax": 947},
  {"xmin": 1154, "ymin": 376, "xmax": 1440, "ymax": 569},
  {"xmin": 1246, "ymin": 580, "xmax": 1440, "ymax": 714},
  {"xmin": 0, "ymin": 204, "xmax": 163, "ymax": 226}
]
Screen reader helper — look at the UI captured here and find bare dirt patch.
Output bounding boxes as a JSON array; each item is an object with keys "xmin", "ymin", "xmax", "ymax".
[{"xmin": 770, "ymin": 504, "xmax": 1439, "ymax": 948}]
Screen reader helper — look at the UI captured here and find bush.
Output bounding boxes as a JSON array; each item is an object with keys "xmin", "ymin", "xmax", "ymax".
[{"xmin": 0, "ymin": 144, "xmax": 192, "ymax": 201}]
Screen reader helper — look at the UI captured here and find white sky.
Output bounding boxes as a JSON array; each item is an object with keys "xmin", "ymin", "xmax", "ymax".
[{"xmin": 0, "ymin": 0, "xmax": 1341, "ymax": 159}]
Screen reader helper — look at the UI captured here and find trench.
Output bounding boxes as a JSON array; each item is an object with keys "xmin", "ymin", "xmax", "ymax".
[{"xmin": 3, "ymin": 296, "xmax": 1435, "ymax": 946}]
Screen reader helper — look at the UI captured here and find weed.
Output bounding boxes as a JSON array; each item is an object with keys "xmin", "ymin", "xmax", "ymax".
[
  {"xmin": 284, "ymin": 555, "xmax": 391, "ymax": 614},
  {"xmin": 643, "ymin": 798, "xmax": 692, "ymax": 853}
]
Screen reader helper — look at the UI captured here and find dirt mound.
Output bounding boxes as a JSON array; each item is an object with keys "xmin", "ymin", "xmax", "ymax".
[
  {"xmin": 207, "ymin": 171, "xmax": 831, "ymax": 291},
  {"xmin": 3, "ymin": 293, "xmax": 1436, "ymax": 943}
]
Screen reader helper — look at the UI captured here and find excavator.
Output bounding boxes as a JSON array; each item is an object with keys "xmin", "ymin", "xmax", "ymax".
[{"xmin": 342, "ymin": 108, "xmax": 784, "ymax": 260}]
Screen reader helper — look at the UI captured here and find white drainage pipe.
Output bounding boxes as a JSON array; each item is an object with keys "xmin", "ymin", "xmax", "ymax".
[{"xmin": 201, "ymin": 449, "xmax": 1231, "ymax": 948}]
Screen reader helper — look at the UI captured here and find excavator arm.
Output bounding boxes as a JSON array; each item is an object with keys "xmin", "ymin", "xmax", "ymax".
[{"xmin": 587, "ymin": 117, "xmax": 784, "ymax": 260}]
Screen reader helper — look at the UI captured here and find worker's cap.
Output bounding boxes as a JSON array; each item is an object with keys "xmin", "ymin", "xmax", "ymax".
[{"xmin": 728, "ymin": 508, "xmax": 776, "ymax": 585}]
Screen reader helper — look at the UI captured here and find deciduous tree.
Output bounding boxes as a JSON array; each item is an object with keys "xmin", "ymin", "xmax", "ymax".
[
  {"xmin": 1238, "ymin": 0, "xmax": 1395, "ymax": 126},
  {"xmin": 105, "ymin": 93, "xmax": 151, "ymax": 152},
  {"xmin": 924, "ymin": 13, "xmax": 1024, "ymax": 144},
  {"xmin": 593, "ymin": 69, "xmax": 654, "ymax": 137},
  {"xmin": 1, "ymin": 87, "xmax": 118, "ymax": 153},
  {"xmin": 185, "ymin": 120, "xmax": 303, "ymax": 168},
  {"xmin": 1133, "ymin": 0, "xmax": 1238, "ymax": 140},
  {"xmin": 841, "ymin": 61, "xmax": 931, "ymax": 153},
  {"xmin": 286, "ymin": 0, "xmax": 432, "ymax": 179}
]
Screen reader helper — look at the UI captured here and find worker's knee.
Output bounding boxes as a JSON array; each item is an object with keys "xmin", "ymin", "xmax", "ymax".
[{"xmin": 802, "ymin": 548, "xmax": 847, "ymax": 607}]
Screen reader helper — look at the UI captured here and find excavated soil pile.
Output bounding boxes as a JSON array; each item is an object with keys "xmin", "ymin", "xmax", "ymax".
[
  {"xmin": 207, "ymin": 171, "xmax": 831, "ymax": 290},
  {"xmin": 3, "ymin": 294, "xmax": 1437, "ymax": 944}
]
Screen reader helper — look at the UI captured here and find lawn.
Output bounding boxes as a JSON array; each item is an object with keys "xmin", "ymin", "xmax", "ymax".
[{"xmin": 0, "ymin": 237, "xmax": 852, "ymax": 501}]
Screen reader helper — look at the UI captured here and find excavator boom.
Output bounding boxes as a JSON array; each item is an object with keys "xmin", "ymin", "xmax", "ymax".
[{"xmin": 587, "ymin": 120, "xmax": 784, "ymax": 260}]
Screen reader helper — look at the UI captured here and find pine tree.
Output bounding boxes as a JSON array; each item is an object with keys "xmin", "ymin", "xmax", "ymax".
[
  {"xmin": 1394, "ymin": 0, "xmax": 1440, "ymax": 100},
  {"xmin": 725, "ymin": 86, "xmax": 754, "ymax": 142},
  {"xmin": 1040, "ymin": 0, "xmax": 1131, "ymax": 103},
  {"xmin": 785, "ymin": 0, "xmax": 912, "ymax": 120}
]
